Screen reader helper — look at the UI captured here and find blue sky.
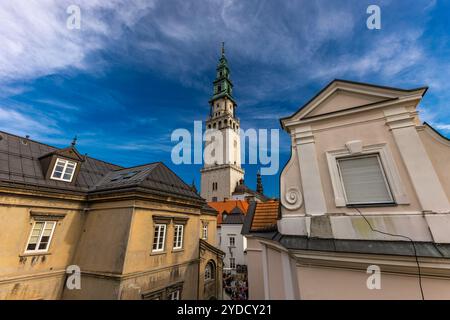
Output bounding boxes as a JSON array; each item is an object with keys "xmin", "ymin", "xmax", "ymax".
[{"xmin": 0, "ymin": 0, "xmax": 449, "ymax": 197}]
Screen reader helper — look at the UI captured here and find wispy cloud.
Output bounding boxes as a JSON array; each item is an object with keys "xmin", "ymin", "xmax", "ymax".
[
  {"xmin": 0, "ymin": 105, "xmax": 60, "ymax": 137},
  {"xmin": 0, "ymin": 0, "xmax": 156, "ymax": 84}
]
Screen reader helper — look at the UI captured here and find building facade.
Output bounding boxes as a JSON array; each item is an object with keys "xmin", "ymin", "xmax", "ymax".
[
  {"xmin": 243, "ymin": 80, "xmax": 450, "ymax": 300},
  {"xmin": 0, "ymin": 132, "xmax": 223, "ymax": 300},
  {"xmin": 208, "ymin": 200, "xmax": 249, "ymax": 272}
]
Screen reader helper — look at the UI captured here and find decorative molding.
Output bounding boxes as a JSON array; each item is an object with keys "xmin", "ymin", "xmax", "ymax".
[
  {"xmin": 293, "ymin": 126, "xmax": 314, "ymax": 145},
  {"xmin": 384, "ymin": 106, "xmax": 416, "ymax": 130},
  {"xmin": 152, "ymin": 215, "xmax": 172, "ymax": 224},
  {"xmin": 386, "ymin": 112, "xmax": 450, "ymax": 213},
  {"xmin": 30, "ymin": 210, "xmax": 66, "ymax": 221},
  {"xmin": 295, "ymin": 133, "xmax": 327, "ymax": 216},
  {"xmin": 173, "ymin": 217, "xmax": 189, "ymax": 225},
  {"xmin": 345, "ymin": 140, "xmax": 363, "ymax": 155},
  {"xmin": 280, "ymin": 145, "xmax": 304, "ymax": 213},
  {"xmin": 283, "ymin": 187, "xmax": 303, "ymax": 211},
  {"xmin": 283, "ymin": 93, "xmax": 424, "ymax": 128},
  {"xmin": 292, "ymin": 250, "xmax": 450, "ymax": 278}
]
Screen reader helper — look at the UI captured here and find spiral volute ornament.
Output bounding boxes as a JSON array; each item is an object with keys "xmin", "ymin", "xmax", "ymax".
[{"xmin": 282, "ymin": 187, "xmax": 303, "ymax": 210}]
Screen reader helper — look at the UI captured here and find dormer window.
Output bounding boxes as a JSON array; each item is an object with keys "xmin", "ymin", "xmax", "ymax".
[{"xmin": 50, "ymin": 158, "xmax": 77, "ymax": 182}]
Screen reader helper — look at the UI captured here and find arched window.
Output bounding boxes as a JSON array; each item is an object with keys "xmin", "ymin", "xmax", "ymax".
[{"xmin": 205, "ymin": 261, "xmax": 215, "ymax": 281}]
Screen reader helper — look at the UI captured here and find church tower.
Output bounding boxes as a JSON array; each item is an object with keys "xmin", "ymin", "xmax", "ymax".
[{"xmin": 200, "ymin": 43, "xmax": 244, "ymax": 202}]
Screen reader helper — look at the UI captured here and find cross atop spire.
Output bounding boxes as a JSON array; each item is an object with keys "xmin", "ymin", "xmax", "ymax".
[{"xmin": 221, "ymin": 41, "xmax": 225, "ymax": 56}]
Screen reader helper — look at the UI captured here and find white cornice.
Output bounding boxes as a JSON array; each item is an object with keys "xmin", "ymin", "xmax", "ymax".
[{"xmin": 283, "ymin": 93, "xmax": 423, "ymax": 130}]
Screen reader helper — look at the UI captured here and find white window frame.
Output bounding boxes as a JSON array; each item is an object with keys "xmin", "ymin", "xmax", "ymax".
[
  {"xmin": 229, "ymin": 235, "xmax": 235, "ymax": 247},
  {"xmin": 50, "ymin": 158, "xmax": 77, "ymax": 182},
  {"xmin": 326, "ymin": 143, "xmax": 409, "ymax": 207},
  {"xmin": 173, "ymin": 224, "xmax": 184, "ymax": 250},
  {"xmin": 229, "ymin": 257, "xmax": 236, "ymax": 269},
  {"xmin": 152, "ymin": 224, "xmax": 167, "ymax": 252},
  {"xmin": 336, "ymin": 154, "xmax": 394, "ymax": 205},
  {"xmin": 202, "ymin": 223, "xmax": 208, "ymax": 240},
  {"xmin": 168, "ymin": 289, "xmax": 180, "ymax": 300},
  {"xmin": 25, "ymin": 221, "xmax": 56, "ymax": 253}
]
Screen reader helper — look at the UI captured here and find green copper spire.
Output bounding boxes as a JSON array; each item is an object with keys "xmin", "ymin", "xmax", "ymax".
[{"xmin": 210, "ymin": 42, "xmax": 235, "ymax": 104}]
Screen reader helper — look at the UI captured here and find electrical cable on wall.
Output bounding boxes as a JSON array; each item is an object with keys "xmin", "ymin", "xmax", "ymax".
[{"xmin": 352, "ymin": 207, "xmax": 425, "ymax": 300}]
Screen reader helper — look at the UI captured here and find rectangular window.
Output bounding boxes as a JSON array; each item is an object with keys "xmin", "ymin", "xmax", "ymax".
[
  {"xmin": 337, "ymin": 154, "xmax": 394, "ymax": 205},
  {"xmin": 50, "ymin": 158, "xmax": 77, "ymax": 182},
  {"xmin": 202, "ymin": 223, "xmax": 208, "ymax": 240},
  {"xmin": 229, "ymin": 257, "xmax": 236, "ymax": 269},
  {"xmin": 173, "ymin": 225, "xmax": 184, "ymax": 250},
  {"xmin": 25, "ymin": 221, "xmax": 56, "ymax": 253},
  {"xmin": 152, "ymin": 224, "xmax": 166, "ymax": 252},
  {"xmin": 229, "ymin": 236, "xmax": 235, "ymax": 247},
  {"xmin": 169, "ymin": 289, "xmax": 180, "ymax": 300}
]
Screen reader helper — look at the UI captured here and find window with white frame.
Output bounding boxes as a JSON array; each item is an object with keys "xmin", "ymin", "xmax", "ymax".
[
  {"xmin": 229, "ymin": 257, "xmax": 236, "ymax": 269},
  {"xmin": 229, "ymin": 235, "xmax": 235, "ymax": 247},
  {"xmin": 202, "ymin": 222, "xmax": 208, "ymax": 240},
  {"xmin": 25, "ymin": 221, "xmax": 56, "ymax": 252},
  {"xmin": 168, "ymin": 289, "xmax": 180, "ymax": 300},
  {"xmin": 152, "ymin": 224, "xmax": 166, "ymax": 252},
  {"xmin": 336, "ymin": 154, "xmax": 394, "ymax": 205},
  {"xmin": 51, "ymin": 158, "xmax": 77, "ymax": 182},
  {"xmin": 173, "ymin": 224, "xmax": 184, "ymax": 250}
]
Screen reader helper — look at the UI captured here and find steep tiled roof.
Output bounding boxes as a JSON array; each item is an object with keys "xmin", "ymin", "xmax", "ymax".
[
  {"xmin": 92, "ymin": 162, "xmax": 201, "ymax": 199},
  {"xmin": 0, "ymin": 130, "xmax": 201, "ymax": 201},
  {"xmin": 222, "ymin": 212, "xmax": 245, "ymax": 224},
  {"xmin": 250, "ymin": 200, "xmax": 279, "ymax": 232},
  {"xmin": 0, "ymin": 131, "xmax": 121, "ymax": 192},
  {"xmin": 208, "ymin": 200, "xmax": 249, "ymax": 225}
]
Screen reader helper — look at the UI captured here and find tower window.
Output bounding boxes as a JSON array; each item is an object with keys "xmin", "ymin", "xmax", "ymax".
[{"xmin": 217, "ymin": 85, "xmax": 222, "ymax": 92}]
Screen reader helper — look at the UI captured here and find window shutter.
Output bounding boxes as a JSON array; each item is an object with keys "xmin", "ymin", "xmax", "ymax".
[{"xmin": 338, "ymin": 155, "xmax": 393, "ymax": 204}]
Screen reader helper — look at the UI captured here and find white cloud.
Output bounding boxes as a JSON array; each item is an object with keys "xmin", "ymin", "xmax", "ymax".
[
  {"xmin": 0, "ymin": 0, "xmax": 155, "ymax": 84},
  {"xmin": 435, "ymin": 124, "xmax": 450, "ymax": 131},
  {"xmin": 0, "ymin": 105, "xmax": 60, "ymax": 137}
]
